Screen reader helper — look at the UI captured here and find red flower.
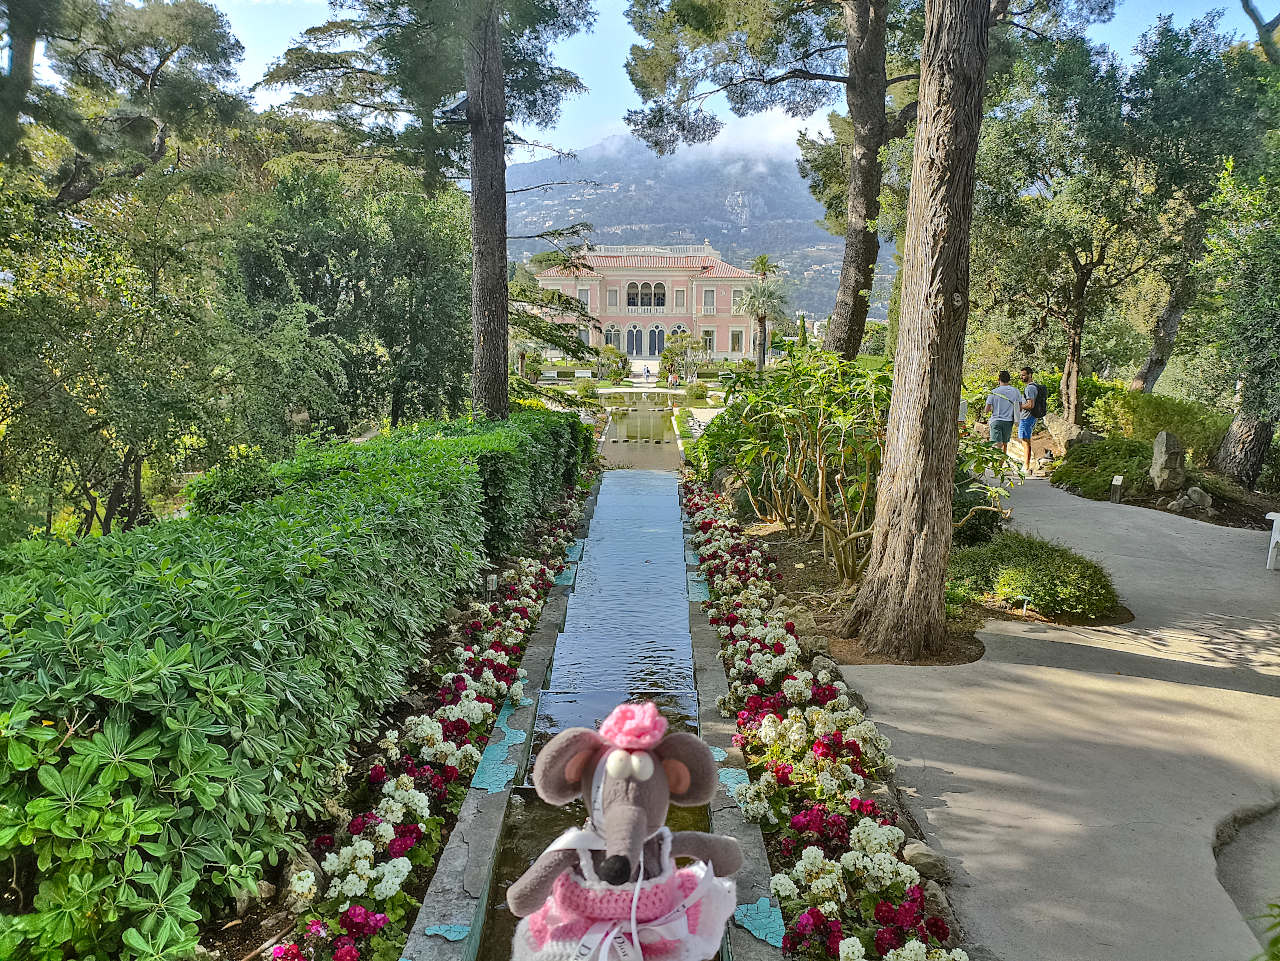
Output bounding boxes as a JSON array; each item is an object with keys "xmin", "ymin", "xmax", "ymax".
[
  {"xmin": 368, "ymin": 764, "xmax": 387, "ymax": 785},
  {"xmin": 333, "ymin": 947, "xmax": 360, "ymax": 961},
  {"xmin": 313, "ymin": 834, "xmax": 334, "ymax": 852},
  {"xmin": 895, "ymin": 901, "xmax": 919, "ymax": 929},
  {"xmin": 874, "ymin": 901, "xmax": 896, "ymax": 925},
  {"xmin": 388, "ymin": 835, "xmax": 416, "ymax": 857},
  {"xmin": 874, "ymin": 926, "xmax": 903, "ymax": 954},
  {"xmin": 926, "ymin": 916, "xmax": 951, "ymax": 942}
]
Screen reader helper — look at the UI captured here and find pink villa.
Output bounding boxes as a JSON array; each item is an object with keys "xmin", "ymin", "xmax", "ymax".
[{"xmin": 535, "ymin": 243, "xmax": 761, "ymax": 365}]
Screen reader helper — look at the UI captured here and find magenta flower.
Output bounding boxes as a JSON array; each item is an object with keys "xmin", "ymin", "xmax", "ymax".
[{"xmin": 598, "ymin": 701, "xmax": 668, "ymax": 749}]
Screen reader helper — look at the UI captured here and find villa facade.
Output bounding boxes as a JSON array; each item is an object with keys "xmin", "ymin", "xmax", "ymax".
[{"xmin": 534, "ymin": 243, "xmax": 762, "ymax": 363}]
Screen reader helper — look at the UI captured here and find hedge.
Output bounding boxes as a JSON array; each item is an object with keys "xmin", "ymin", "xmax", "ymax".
[
  {"xmin": 188, "ymin": 404, "xmax": 592, "ymax": 558},
  {"xmin": 0, "ymin": 410, "xmax": 584, "ymax": 961},
  {"xmin": 949, "ymin": 531, "xmax": 1120, "ymax": 619}
]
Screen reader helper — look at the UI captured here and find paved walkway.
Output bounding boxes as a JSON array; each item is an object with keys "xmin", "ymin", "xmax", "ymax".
[{"xmin": 842, "ymin": 481, "xmax": 1280, "ymax": 961}]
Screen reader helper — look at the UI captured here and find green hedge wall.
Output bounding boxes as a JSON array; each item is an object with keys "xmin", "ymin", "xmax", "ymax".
[
  {"xmin": 188, "ymin": 404, "xmax": 592, "ymax": 558},
  {"xmin": 0, "ymin": 409, "xmax": 584, "ymax": 961}
]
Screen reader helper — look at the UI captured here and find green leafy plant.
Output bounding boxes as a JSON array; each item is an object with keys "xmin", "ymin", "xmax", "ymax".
[
  {"xmin": 0, "ymin": 407, "xmax": 585, "ymax": 961},
  {"xmin": 1050, "ymin": 437, "xmax": 1155, "ymax": 500},
  {"xmin": 949, "ymin": 531, "xmax": 1120, "ymax": 619},
  {"xmin": 1087, "ymin": 391, "xmax": 1231, "ymax": 464}
]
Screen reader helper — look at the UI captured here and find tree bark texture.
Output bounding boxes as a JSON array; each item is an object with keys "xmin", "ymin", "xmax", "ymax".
[
  {"xmin": 1128, "ymin": 281, "xmax": 1190, "ymax": 393},
  {"xmin": 755, "ymin": 314, "xmax": 767, "ymax": 373},
  {"xmin": 465, "ymin": 0, "xmax": 510, "ymax": 420},
  {"xmin": 842, "ymin": 0, "xmax": 991, "ymax": 659},
  {"xmin": 822, "ymin": 0, "xmax": 889, "ymax": 361},
  {"xmin": 1212, "ymin": 409, "xmax": 1275, "ymax": 489},
  {"xmin": 1059, "ymin": 265, "xmax": 1092, "ymax": 425},
  {"xmin": 0, "ymin": 4, "xmax": 38, "ymax": 159}
]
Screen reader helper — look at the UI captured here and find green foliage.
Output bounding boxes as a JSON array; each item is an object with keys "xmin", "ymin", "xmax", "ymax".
[
  {"xmin": 573, "ymin": 379, "xmax": 599, "ymax": 399},
  {"xmin": 1036, "ymin": 370, "xmax": 1127, "ymax": 428},
  {"xmin": 1087, "ymin": 391, "xmax": 1231, "ymax": 463},
  {"xmin": 0, "ymin": 410, "xmax": 582, "ymax": 961},
  {"xmin": 686, "ymin": 381, "xmax": 710, "ymax": 403},
  {"xmin": 1051, "ymin": 437, "xmax": 1155, "ymax": 500},
  {"xmin": 949, "ymin": 531, "xmax": 1120, "ymax": 618}
]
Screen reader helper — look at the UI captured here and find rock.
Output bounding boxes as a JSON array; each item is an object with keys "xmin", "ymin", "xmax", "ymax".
[
  {"xmin": 1168, "ymin": 495, "xmax": 1192, "ymax": 512},
  {"xmin": 234, "ymin": 888, "xmax": 252, "ymax": 918},
  {"xmin": 1186, "ymin": 485, "xmax": 1212, "ymax": 509},
  {"xmin": 256, "ymin": 880, "xmax": 276, "ymax": 901},
  {"xmin": 1149, "ymin": 431, "xmax": 1187, "ymax": 492},
  {"xmin": 281, "ymin": 849, "xmax": 325, "ymax": 910},
  {"xmin": 923, "ymin": 879, "xmax": 951, "ymax": 914},
  {"xmin": 194, "ymin": 947, "xmax": 222, "ymax": 960},
  {"xmin": 1044, "ymin": 413, "xmax": 1101, "ymax": 451},
  {"xmin": 811, "ymin": 653, "xmax": 841, "ymax": 677},
  {"xmin": 798, "ymin": 633, "xmax": 829, "ymax": 656},
  {"xmin": 902, "ymin": 840, "xmax": 952, "ymax": 880}
]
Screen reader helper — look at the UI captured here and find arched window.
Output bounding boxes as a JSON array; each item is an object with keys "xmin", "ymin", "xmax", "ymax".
[
  {"xmin": 653, "ymin": 282, "xmax": 666, "ymax": 308},
  {"xmin": 626, "ymin": 282, "xmax": 639, "ymax": 307},
  {"xmin": 669, "ymin": 324, "xmax": 689, "ymax": 338},
  {"xmin": 626, "ymin": 324, "xmax": 643, "ymax": 355},
  {"xmin": 640, "ymin": 282, "xmax": 653, "ymax": 307},
  {"xmin": 605, "ymin": 326, "xmax": 621, "ymax": 349},
  {"xmin": 648, "ymin": 326, "xmax": 665, "ymax": 355},
  {"xmin": 578, "ymin": 327, "xmax": 590, "ymax": 346}
]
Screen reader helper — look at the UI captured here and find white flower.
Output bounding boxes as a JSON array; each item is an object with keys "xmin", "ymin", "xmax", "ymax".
[
  {"xmin": 769, "ymin": 873, "xmax": 798, "ymax": 899},
  {"xmin": 288, "ymin": 870, "xmax": 316, "ymax": 903},
  {"xmin": 839, "ymin": 937, "xmax": 866, "ymax": 961}
]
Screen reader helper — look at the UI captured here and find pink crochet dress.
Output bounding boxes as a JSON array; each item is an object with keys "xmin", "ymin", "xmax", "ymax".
[{"xmin": 512, "ymin": 830, "xmax": 736, "ymax": 961}]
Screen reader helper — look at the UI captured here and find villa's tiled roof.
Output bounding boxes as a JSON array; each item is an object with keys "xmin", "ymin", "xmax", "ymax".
[{"xmin": 537, "ymin": 253, "xmax": 755, "ymax": 279}]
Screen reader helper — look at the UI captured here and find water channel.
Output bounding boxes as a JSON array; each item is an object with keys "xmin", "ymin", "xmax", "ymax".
[
  {"xmin": 600, "ymin": 391, "xmax": 684, "ymax": 470},
  {"xmin": 474, "ymin": 470, "xmax": 702, "ymax": 960}
]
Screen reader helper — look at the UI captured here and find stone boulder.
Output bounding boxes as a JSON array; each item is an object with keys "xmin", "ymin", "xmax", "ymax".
[
  {"xmin": 1149, "ymin": 431, "xmax": 1187, "ymax": 492},
  {"xmin": 1186, "ymin": 485, "xmax": 1212, "ymax": 509},
  {"xmin": 902, "ymin": 840, "xmax": 952, "ymax": 880},
  {"xmin": 1044, "ymin": 413, "xmax": 1101, "ymax": 451}
]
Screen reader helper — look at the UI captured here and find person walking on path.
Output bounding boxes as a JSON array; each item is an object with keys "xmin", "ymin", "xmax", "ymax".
[
  {"xmin": 1018, "ymin": 366, "xmax": 1048, "ymax": 472},
  {"xmin": 984, "ymin": 370, "xmax": 1025, "ymax": 454},
  {"xmin": 643, "ymin": 365, "xmax": 651, "ymax": 383}
]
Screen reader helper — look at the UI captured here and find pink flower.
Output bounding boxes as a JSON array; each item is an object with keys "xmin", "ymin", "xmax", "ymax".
[
  {"xmin": 272, "ymin": 945, "xmax": 303, "ymax": 961},
  {"xmin": 598, "ymin": 701, "xmax": 668, "ymax": 749},
  {"xmin": 304, "ymin": 919, "xmax": 328, "ymax": 938},
  {"xmin": 368, "ymin": 765, "xmax": 387, "ymax": 785},
  {"xmin": 333, "ymin": 947, "xmax": 360, "ymax": 961}
]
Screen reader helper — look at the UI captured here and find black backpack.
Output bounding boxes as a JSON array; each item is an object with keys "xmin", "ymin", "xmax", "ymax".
[{"xmin": 1028, "ymin": 382, "xmax": 1048, "ymax": 418}]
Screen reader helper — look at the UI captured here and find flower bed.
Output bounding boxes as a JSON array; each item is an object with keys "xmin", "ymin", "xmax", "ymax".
[
  {"xmin": 271, "ymin": 495, "xmax": 587, "ymax": 961},
  {"xmin": 684, "ymin": 482, "xmax": 968, "ymax": 961}
]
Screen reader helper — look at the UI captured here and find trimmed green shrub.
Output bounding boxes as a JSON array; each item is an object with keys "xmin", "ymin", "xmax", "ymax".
[
  {"xmin": 1050, "ymin": 437, "xmax": 1155, "ymax": 500},
  {"xmin": 1087, "ymin": 391, "xmax": 1231, "ymax": 464},
  {"xmin": 1036, "ymin": 370, "xmax": 1127, "ymax": 428},
  {"xmin": 949, "ymin": 531, "xmax": 1120, "ymax": 618},
  {"xmin": 686, "ymin": 381, "xmax": 709, "ymax": 402},
  {"xmin": 0, "ymin": 415, "xmax": 583, "ymax": 961}
]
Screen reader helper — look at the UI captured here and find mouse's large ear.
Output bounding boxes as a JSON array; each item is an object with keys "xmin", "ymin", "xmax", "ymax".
[
  {"xmin": 532, "ymin": 728, "xmax": 604, "ymax": 805},
  {"xmin": 653, "ymin": 731, "xmax": 716, "ymax": 806}
]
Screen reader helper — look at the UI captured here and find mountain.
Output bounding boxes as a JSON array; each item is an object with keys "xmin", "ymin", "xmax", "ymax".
[{"xmin": 505, "ymin": 135, "xmax": 894, "ymax": 323}]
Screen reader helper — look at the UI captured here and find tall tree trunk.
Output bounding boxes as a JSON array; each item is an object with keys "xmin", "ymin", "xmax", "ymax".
[
  {"xmin": 390, "ymin": 383, "xmax": 405, "ymax": 428},
  {"xmin": 1059, "ymin": 266, "xmax": 1092, "ymax": 425},
  {"xmin": 840, "ymin": 0, "xmax": 991, "ymax": 659},
  {"xmin": 822, "ymin": 0, "xmax": 889, "ymax": 360},
  {"xmin": 755, "ymin": 314, "xmax": 767, "ymax": 373},
  {"xmin": 0, "ymin": 4, "xmax": 39, "ymax": 160},
  {"xmin": 1129, "ymin": 281, "xmax": 1191, "ymax": 393},
  {"xmin": 1060, "ymin": 317, "xmax": 1083, "ymax": 425},
  {"xmin": 465, "ymin": 0, "xmax": 510, "ymax": 420},
  {"xmin": 1213, "ymin": 409, "xmax": 1275, "ymax": 489}
]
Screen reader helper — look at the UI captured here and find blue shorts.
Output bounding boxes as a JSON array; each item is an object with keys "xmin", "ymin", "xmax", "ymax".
[
  {"xmin": 1018, "ymin": 415, "xmax": 1038, "ymax": 441},
  {"xmin": 989, "ymin": 420, "xmax": 1014, "ymax": 445}
]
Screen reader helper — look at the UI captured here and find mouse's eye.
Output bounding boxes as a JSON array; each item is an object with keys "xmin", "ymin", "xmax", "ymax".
[
  {"xmin": 629, "ymin": 752, "xmax": 654, "ymax": 781},
  {"xmin": 605, "ymin": 750, "xmax": 630, "ymax": 778}
]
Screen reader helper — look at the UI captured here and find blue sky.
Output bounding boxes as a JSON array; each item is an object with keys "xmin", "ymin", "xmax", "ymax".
[{"xmin": 216, "ymin": 0, "xmax": 1256, "ymax": 154}]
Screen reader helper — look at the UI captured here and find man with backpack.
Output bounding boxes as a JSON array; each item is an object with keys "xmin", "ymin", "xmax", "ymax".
[
  {"xmin": 983, "ymin": 370, "xmax": 1025, "ymax": 453},
  {"xmin": 1018, "ymin": 366, "xmax": 1048, "ymax": 471}
]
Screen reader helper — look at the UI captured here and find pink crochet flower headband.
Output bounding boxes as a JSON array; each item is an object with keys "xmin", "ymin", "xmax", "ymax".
[{"xmin": 598, "ymin": 701, "xmax": 668, "ymax": 750}]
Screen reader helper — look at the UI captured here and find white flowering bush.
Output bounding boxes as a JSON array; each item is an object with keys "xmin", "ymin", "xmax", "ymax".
[{"xmin": 684, "ymin": 482, "xmax": 961, "ymax": 961}]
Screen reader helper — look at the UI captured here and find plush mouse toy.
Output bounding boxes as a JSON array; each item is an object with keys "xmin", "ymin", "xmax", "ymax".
[{"xmin": 508, "ymin": 701, "xmax": 743, "ymax": 961}]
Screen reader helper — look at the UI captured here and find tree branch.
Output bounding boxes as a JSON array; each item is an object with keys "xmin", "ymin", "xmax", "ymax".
[
  {"xmin": 1242, "ymin": 0, "xmax": 1280, "ymax": 64},
  {"xmin": 506, "ymin": 179, "xmax": 599, "ymax": 195}
]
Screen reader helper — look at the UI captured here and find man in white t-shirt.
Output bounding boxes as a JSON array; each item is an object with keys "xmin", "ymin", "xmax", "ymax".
[{"xmin": 983, "ymin": 370, "xmax": 1024, "ymax": 452}]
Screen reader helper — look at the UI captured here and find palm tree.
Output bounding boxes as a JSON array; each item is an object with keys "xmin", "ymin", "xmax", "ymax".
[
  {"xmin": 751, "ymin": 254, "xmax": 779, "ymax": 281},
  {"xmin": 736, "ymin": 279, "xmax": 788, "ymax": 374}
]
